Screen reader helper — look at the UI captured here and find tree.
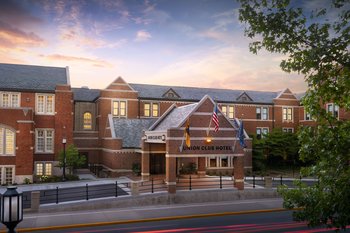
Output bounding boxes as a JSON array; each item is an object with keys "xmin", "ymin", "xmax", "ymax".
[
  {"xmin": 58, "ymin": 144, "xmax": 86, "ymax": 175},
  {"xmin": 238, "ymin": 0, "xmax": 350, "ymax": 229}
]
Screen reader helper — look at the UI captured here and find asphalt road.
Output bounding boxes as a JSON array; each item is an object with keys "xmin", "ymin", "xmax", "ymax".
[{"xmin": 25, "ymin": 210, "xmax": 349, "ymax": 233}]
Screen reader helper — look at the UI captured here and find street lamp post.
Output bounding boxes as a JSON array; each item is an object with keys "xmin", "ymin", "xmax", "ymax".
[
  {"xmin": 62, "ymin": 138, "xmax": 67, "ymax": 181},
  {"xmin": 0, "ymin": 186, "xmax": 23, "ymax": 233}
]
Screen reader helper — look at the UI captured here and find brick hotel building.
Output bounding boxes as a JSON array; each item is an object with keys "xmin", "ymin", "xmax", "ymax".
[{"xmin": 0, "ymin": 63, "xmax": 346, "ymax": 187}]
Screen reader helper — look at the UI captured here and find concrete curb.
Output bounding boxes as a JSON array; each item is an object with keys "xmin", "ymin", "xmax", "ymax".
[{"xmin": 13, "ymin": 208, "xmax": 289, "ymax": 232}]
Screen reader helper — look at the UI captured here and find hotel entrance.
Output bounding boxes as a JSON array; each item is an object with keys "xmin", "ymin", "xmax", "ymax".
[{"xmin": 150, "ymin": 154, "xmax": 165, "ymax": 174}]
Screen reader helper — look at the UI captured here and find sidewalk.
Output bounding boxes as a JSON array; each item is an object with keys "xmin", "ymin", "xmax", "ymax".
[{"xmin": 0, "ymin": 176, "xmax": 132, "ymax": 193}]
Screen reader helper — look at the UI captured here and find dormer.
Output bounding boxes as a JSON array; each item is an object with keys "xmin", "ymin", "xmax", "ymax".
[
  {"xmin": 105, "ymin": 76, "xmax": 136, "ymax": 92},
  {"xmin": 274, "ymin": 88, "xmax": 297, "ymax": 100},
  {"xmin": 162, "ymin": 88, "xmax": 180, "ymax": 99},
  {"xmin": 236, "ymin": 91, "xmax": 253, "ymax": 102}
]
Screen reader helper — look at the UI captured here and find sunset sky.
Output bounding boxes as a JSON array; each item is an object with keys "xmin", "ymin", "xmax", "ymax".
[{"xmin": 0, "ymin": 0, "xmax": 324, "ymax": 92}]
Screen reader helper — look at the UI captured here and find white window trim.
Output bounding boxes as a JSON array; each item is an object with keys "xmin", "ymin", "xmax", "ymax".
[
  {"xmin": 256, "ymin": 127, "xmax": 269, "ymax": 138},
  {"xmin": 35, "ymin": 129, "xmax": 55, "ymax": 154},
  {"xmin": 282, "ymin": 106, "xmax": 293, "ymax": 122},
  {"xmin": 35, "ymin": 93, "xmax": 55, "ymax": 115},
  {"xmin": 256, "ymin": 107, "xmax": 269, "ymax": 120},
  {"xmin": 0, "ymin": 92, "xmax": 21, "ymax": 108},
  {"xmin": 0, "ymin": 125, "xmax": 16, "ymax": 156},
  {"xmin": 283, "ymin": 127, "xmax": 294, "ymax": 133},
  {"xmin": 111, "ymin": 99, "xmax": 128, "ymax": 118},
  {"xmin": 205, "ymin": 156, "xmax": 234, "ymax": 168},
  {"xmin": 0, "ymin": 166, "xmax": 15, "ymax": 185},
  {"xmin": 221, "ymin": 105, "xmax": 235, "ymax": 119},
  {"xmin": 326, "ymin": 103, "xmax": 339, "ymax": 119}
]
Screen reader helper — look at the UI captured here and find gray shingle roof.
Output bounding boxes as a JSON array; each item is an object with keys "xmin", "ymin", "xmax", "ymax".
[
  {"xmin": 130, "ymin": 83, "xmax": 279, "ymax": 104},
  {"xmin": 0, "ymin": 63, "xmax": 68, "ymax": 92},
  {"xmin": 72, "ymin": 87, "xmax": 100, "ymax": 102},
  {"xmin": 153, "ymin": 103, "xmax": 197, "ymax": 131},
  {"xmin": 113, "ymin": 118, "xmax": 156, "ymax": 148}
]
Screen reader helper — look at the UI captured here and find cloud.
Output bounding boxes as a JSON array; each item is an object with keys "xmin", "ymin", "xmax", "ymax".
[
  {"xmin": 0, "ymin": 0, "xmax": 42, "ymax": 26},
  {"xmin": 135, "ymin": 30, "xmax": 152, "ymax": 42},
  {"xmin": 148, "ymin": 45, "xmax": 307, "ymax": 93},
  {"xmin": 40, "ymin": 54, "xmax": 114, "ymax": 68},
  {"xmin": 0, "ymin": 20, "xmax": 45, "ymax": 48}
]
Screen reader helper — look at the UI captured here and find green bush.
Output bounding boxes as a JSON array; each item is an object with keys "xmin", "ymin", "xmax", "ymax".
[{"xmin": 132, "ymin": 163, "xmax": 141, "ymax": 176}]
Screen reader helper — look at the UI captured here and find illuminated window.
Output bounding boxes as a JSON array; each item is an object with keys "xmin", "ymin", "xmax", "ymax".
[
  {"xmin": 144, "ymin": 102, "xmax": 159, "ymax": 117},
  {"xmin": 35, "ymin": 129, "xmax": 54, "ymax": 153},
  {"xmin": 112, "ymin": 100, "xmax": 127, "ymax": 117},
  {"xmin": 0, "ymin": 127, "xmax": 15, "ymax": 155},
  {"xmin": 36, "ymin": 162, "xmax": 52, "ymax": 176},
  {"xmin": 0, "ymin": 92, "xmax": 20, "ymax": 108},
  {"xmin": 221, "ymin": 105, "xmax": 234, "ymax": 119},
  {"xmin": 36, "ymin": 163, "xmax": 43, "ymax": 176},
  {"xmin": 144, "ymin": 103, "xmax": 151, "ymax": 117},
  {"xmin": 36, "ymin": 94, "xmax": 55, "ymax": 114},
  {"xmin": 83, "ymin": 112, "xmax": 92, "ymax": 130},
  {"xmin": 282, "ymin": 107, "xmax": 293, "ymax": 121}
]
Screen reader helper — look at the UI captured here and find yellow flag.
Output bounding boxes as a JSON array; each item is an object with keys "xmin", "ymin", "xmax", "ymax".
[{"xmin": 185, "ymin": 119, "xmax": 190, "ymax": 147}]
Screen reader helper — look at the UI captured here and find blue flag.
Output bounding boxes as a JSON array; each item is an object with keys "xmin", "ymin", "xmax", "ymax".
[{"xmin": 238, "ymin": 120, "xmax": 246, "ymax": 148}]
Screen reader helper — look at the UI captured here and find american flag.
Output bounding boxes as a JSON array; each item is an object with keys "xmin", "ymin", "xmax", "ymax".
[{"xmin": 212, "ymin": 104, "xmax": 219, "ymax": 132}]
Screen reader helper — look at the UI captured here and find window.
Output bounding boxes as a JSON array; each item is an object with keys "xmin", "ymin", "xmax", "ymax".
[
  {"xmin": 256, "ymin": 107, "xmax": 268, "ymax": 120},
  {"xmin": 221, "ymin": 105, "xmax": 234, "ymax": 119},
  {"xmin": 283, "ymin": 128, "xmax": 294, "ymax": 133},
  {"xmin": 0, "ymin": 167, "xmax": 14, "ymax": 185},
  {"xmin": 36, "ymin": 94, "xmax": 54, "ymax": 114},
  {"xmin": 83, "ymin": 112, "xmax": 92, "ymax": 130},
  {"xmin": 221, "ymin": 157, "xmax": 228, "ymax": 167},
  {"xmin": 144, "ymin": 102, "xmax": 159, "ymax": 117},
  {"xmin": 35, "ymin": 162, "xmax": 52, "ymax": 176},
  {"xmin": 282, "ymin": 107, "xmax": 293, "ymax": 121},
  {"xmin": 327, "ymin": 103, "xmax": 339, "ymax": 118},
  {"xmin": 36, "ymin": 163, "xmax": 43, "ymax": 176},
  {"xmin": 0, "ymin": 127, "xmax": 15, "ymax": 155},
  {"xmin": 112, "ymin": 100, "xmax": 127, "ymax": 117},
  {"xmin": 209, "ymin": 157, "xmax": 217, "ymax": 167},
  {"xmin": 144, "ymin": 103, "xmax": 150, "ymax": 117},
  {"xmin": 305, "ymin": 110, "xmax": 311, "ymax": 121},
  {"xmin": 256, "ymin": 127, "xmax": 269, "ymax": 139},
  {"xmin": 0, "ymin": 92, "xmax": 20, "ymax": 108},
  {"xmin": 35, "ymin": 129, "xmax": 54, "ymax": 153}
]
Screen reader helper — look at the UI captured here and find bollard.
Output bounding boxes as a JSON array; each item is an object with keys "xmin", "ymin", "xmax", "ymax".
[
  {"xmin": 280, "ymin": 175, "xmax": 283, "ymax": 185},
  {"xmin": 115, "ymin": 181, "xmax": 118, "ymax": 197},
  {"xmin": 131, "ymin": 181, "xmax": 140, "ymax": 196},
  {"xmin": 189, "ymin": 176, "xmax": 192, "ymax": 190},
  {"xmin": 220, "ymin": 175, "xmax": 222, "ymax": 189},
  {"xmin": 31, "ymin": 191, "xmax": 40, "ymax": 212},
  {"xmin": 264, "ymin": 176, "xmax": 272, "ymax": 188},
  {"xmin": 253, "ymin": 175, "xmax": 255, "ymax": 188}
]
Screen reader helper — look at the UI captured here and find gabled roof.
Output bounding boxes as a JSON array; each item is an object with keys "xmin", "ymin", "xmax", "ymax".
[
  {"xmin": 152, "ymin": 103, "xmax": 198, "ymax": 131},
  {"xmin": 72, "ymin": 87, "xmax": 100, "ymax": 102},
  {"xmin": 0, "ymin": 63, "xmax": 68, "ymax": 92},
  {"xmin": 236, "ymin": 91, "xmax": 253, "ymax": 102},
  {"xmin": 113, "ymin": 118, "xmax": 155, "ymax": 148},
  {"xmin": 130, "ymin": 83, "xmax": 279, "ymax": 104}
]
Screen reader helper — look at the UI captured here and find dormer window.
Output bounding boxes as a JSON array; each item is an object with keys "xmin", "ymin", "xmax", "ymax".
[{"xmin": 168, "ymin": 93, "xmax": 175, "ymax": 98}]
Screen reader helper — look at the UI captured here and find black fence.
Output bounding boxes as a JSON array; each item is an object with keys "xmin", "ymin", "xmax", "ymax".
[
  {"xmin": 139, "ymin": 178, "xmax": 167, "ymax": 193},
  {"xmin": 244, "ymin": 175, "xmax": 317, "ymax": 188},
  {"xmin": 21, "ymin": 182, "xmax": 130, "ymax": 209},
  {"xmin": 176, "ymin": 175, "xmax": 235, "ymax": 190}
]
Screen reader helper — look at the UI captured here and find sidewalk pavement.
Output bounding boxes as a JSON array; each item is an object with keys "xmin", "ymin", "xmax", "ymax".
[{"xmin": 0, "ymin": 176, "xmax": 133, "ymax": 193}]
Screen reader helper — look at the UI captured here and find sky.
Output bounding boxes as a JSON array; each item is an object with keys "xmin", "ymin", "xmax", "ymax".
[{"xmin": 0, "ymin": 0, "xmax": 313, "ymax": 92}]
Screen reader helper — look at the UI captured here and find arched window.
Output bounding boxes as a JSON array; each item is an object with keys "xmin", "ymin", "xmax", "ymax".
[
  {"xmin": 0, "ymin": 126, "xmax": 15, "ymax": 155},
  {"xmin": 83, "ymin": 112, "xmax": 92, "ymax": 130}
]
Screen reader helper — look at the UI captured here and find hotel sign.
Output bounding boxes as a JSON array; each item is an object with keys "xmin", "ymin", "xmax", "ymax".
[
  {"xmin": 145, "ymin": 131, "xmax": 166, "ymax": 143},
  {"xmin": 182, "ymin": 145, "xmax": 233, "ymax": 151}
]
